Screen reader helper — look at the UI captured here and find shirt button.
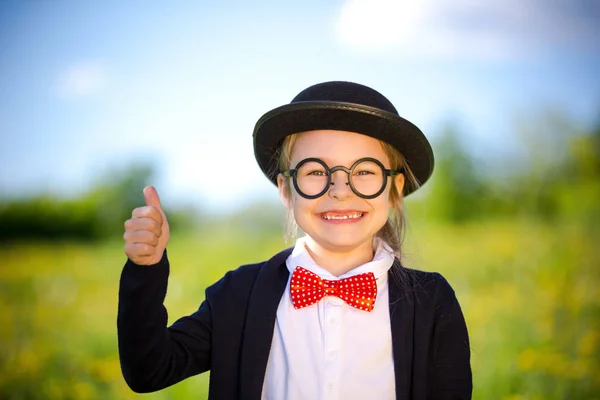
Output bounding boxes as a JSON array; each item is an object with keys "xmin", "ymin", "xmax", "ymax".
[
  {"xmin": 328, "ymin": 350, "xmax": 338, "ymax": 360},
  {"xmin": 328, "ymin": 382, "xmax": 336, "ymax": 392},
  {"xmin": 328, "ymin": 317, "xmax": 338, "ymax": 326}
]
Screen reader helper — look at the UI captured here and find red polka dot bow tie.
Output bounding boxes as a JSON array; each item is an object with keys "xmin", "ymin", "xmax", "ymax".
[{"xmin": 290, "ymin": 266, "xmax": 378, "ymax": 312}]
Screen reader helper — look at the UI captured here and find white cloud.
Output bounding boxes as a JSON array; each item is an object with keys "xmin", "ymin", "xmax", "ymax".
[
  {"xmin": 336, "ymin": 0, "xmax": 600, "ymax": 60},
  {"xmin": 336, "ymin": 0, "xmax": 427, "ymax": 51},
  {"xmin": 55, "ymin": 61, "xmax": 108, "ymax": 99}
]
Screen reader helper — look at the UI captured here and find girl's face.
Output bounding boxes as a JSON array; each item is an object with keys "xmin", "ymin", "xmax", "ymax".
[{"xmin": 278, "ymin": 130, "xmax": 404, "ymax": 254}]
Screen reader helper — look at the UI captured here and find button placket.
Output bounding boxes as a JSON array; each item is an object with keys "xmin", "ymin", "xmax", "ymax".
[{"xmin": 323, "ymin": 299, "xmax": 341, "ymax": 399}]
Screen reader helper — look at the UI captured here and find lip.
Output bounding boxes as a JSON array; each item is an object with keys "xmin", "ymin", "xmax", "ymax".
[{"xmin": 317, "ymin": 209, "xmax": 367, "ymax": 224}]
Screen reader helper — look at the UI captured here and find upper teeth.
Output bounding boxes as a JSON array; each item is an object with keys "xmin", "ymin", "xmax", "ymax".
[{"xmin": 322, "ymin": 213, "xmax": 363, "ymax": 220}]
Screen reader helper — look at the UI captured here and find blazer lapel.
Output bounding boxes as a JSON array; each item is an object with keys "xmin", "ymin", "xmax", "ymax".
[
  {"xmin": 239, "ymin": 248, "xmax": 292, "ymax": 400},
  {"xmin": 389, "ymin": 261, "xmax": 415, "ymax": 400}
]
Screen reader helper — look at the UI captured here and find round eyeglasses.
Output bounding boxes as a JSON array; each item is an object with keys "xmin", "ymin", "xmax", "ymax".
[{"xmin": 281, "ymin": 157, "xmax": 403, "ymax": 199}]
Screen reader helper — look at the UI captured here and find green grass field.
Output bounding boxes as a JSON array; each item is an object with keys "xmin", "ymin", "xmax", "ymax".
[{"xmin": 1, "ymin": 220, "xmax": 598, "ymax": 399}]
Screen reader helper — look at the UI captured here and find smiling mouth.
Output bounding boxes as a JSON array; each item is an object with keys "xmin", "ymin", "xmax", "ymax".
[{"xmin": 319, "ymin": 212, "xmax": 365, "ymax": 220}]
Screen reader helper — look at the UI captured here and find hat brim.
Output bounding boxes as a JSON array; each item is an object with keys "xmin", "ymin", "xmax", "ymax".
[{"xmin": 253, "ymin": 101, "xmax": 434, "ymax": 196}]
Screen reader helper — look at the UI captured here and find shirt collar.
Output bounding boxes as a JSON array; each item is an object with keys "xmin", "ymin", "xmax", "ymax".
[{"xmin": 285, "ymin": 236, "xmax": 395, "ymax": 281}]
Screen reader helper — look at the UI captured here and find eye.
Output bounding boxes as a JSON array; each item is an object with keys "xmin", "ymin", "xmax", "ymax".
[
  {"xmin": 353, "ymin": 159, "xmax": 383, "ymax": 177},
  {"xmin": 296, "ymin": 160, "xmax": 329, "ymax": 177},
  {"xmin": 354, "ymin": 168, "xmax": 378, "ymax": 177}
]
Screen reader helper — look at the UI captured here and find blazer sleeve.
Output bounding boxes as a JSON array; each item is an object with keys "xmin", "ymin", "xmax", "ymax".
[
  {"xmin": 430, "ymin": 273, "xmax": 473, "ymax": 399},
  {"xmin": 117, "ymin": 250, "xmax": 212, "ymax": 393}
]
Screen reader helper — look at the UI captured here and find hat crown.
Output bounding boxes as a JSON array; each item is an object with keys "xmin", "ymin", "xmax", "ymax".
[{"xmin": 291, "ymin": 81, "xmax": 399, "ymax": 115}]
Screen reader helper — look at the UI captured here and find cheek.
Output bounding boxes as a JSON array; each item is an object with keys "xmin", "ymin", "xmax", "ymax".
[
  {"xmin": 369, "ymin": 193, "xmax": 393, "ymax": 217},
  {"xmin": 291, "ymin": 196, "xmax": 312, "ymax": 217},
  {"xmin": 374, "ymin": 199, "xmax": 390, "ymax": 214},
  {"xmin": 291, "ymin": 196, "xmax": 319, "ymax": 227},
  {"xmin": 292, "ymin": 195, "xmax": 314, "ymax": 213},
  {"xmin": 285, "ymin": 185, "xmax": 303, "ymax": 210}
]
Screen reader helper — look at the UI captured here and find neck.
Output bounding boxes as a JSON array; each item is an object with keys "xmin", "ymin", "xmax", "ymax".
[{"xmin": 304, "ymin": 237, "xmax": 375, "ymax": 277}]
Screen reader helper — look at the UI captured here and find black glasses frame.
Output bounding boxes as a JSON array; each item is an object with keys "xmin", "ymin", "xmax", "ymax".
[{"xmin": 281, "ymin": 157, "xmax": 403, "ymax": 199}]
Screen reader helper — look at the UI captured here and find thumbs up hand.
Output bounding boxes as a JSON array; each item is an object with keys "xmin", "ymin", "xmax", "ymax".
[{"xmin": 124, "ymin": 186, "xmax": 171, "ymax": 265}]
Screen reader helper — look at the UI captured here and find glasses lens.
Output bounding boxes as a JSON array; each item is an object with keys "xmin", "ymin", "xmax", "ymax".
[
  {"xmin": 296, "ymin": 160, "xmax": 329, "ymax": 197},
  {"xmin": 350, "ymin": 159, "xmax": 385, "ymax": 197}
]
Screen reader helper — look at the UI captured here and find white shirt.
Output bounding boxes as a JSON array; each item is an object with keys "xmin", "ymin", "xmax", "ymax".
[{"xmin": 261, "ymin": 236, "xmax": 396, "ymax": 400}]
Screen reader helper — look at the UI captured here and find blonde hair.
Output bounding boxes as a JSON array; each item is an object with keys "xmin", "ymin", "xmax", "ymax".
[{"xmin": 275, "ymin": 132, "xmax": 421, "ymax": 258}]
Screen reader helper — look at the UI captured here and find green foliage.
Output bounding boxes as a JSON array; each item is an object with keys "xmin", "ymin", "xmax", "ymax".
[
  {"xmin": 0, "ymin": 195, "xmax": 104, "ymax": 241},
  {"xmin": 426, "ymin": 125, "xmax": 487, "ymax": 222},
  {"xmin": 423, "ymin": 112, "xmax": 600, "ymax": 225},
  {"xmin": 0, "ymin": 162, "xmax": 197, "ymax": 242},
  {"xmin": 85, "ymin": 163, "xmax": 155, "ymax": 238}
]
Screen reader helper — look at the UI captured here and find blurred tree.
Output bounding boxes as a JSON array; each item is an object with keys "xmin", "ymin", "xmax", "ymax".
[
  {"xmin": 0, "ymin": 195, "xmax": 97, "ymax": 241},
  {"xmin": 0, "ymin": 161, "xmax": 199, "ymax": 242},
  {"xmin": 512, "ymin": 109, "xmax": 600, "ymax": 223},
  {"xmin": 417, "ymin": 110, "xmax": 600, "ymax": 224},
  {"xmin": 427, "ymin": 125, "xmax": 486, "ymax": 223},
  {"xmin": 85, "ymin": 162, "xmax": 154, "ymax": 238}
]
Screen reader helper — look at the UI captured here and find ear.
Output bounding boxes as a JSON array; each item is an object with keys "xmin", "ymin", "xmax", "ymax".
[
  {"xmin": 277, "ymin": 174, "xmax": 292, "ymax": 208},
  {"xmin": 389, "ymin": 173, "xmax": 405, "ymax": 207}
]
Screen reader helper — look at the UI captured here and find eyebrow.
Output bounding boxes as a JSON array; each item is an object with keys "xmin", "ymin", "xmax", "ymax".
[{"xmin": 293, "ymin": 156, "xmax": 385, "ymax": 166}]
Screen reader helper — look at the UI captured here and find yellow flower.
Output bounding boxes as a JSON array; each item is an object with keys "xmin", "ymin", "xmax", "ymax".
[{"xmin": 578, "ymin": 330, "xmax": 598, "ymax": 357}]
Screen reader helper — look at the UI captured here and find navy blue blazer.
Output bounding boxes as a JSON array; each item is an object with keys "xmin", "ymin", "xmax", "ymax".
[{"xmin": 117, "ymin": 248, "xmax": 472, "ymax": 399}]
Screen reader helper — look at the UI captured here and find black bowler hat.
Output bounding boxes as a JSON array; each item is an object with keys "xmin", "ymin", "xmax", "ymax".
[{"xmin": 252, "ymin": 81, "xmax": 434, "ymax": 196}]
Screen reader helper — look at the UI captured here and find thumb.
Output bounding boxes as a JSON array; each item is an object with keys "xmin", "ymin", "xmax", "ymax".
[{"xmin": 143, "ymin": 186, "xmax": 163, "ymax": 211}]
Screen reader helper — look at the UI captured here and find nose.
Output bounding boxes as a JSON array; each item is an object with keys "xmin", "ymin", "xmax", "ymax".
[{"xmin": 328, "ymin": 170, "xmax": 351, "ymax": 199}]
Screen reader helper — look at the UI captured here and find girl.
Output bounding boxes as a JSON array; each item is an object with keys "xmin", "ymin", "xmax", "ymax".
[{"xmin": 119, "ymin": 81, "xmax": 472, "ymax": 399}]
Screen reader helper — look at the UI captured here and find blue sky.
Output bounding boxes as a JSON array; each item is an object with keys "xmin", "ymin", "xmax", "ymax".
[{"xmin": 1, "ymin": 0, "xmax": 599, "ymax": 211}]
